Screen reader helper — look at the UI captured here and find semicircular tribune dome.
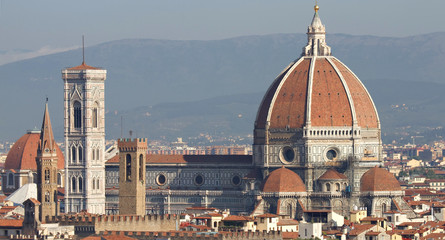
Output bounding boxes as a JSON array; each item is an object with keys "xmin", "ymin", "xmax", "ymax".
[
  {"xmin": 360, "ymin": 167, "xmax": 401, "ymax": 192},
  {"xmin": 262, "ymin": 167, "xmax": 306, "ymax": 193}
]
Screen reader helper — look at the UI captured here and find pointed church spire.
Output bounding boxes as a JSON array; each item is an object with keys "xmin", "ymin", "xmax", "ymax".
[
  {"xmin": 302, "ymin": 4, "xmax": 331, "ymax": 56},
  {"xmin": 39, "ymin": 100, "xmax": 55, "ymax": 154}
]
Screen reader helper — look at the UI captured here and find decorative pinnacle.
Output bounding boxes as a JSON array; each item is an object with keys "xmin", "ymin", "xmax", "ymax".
[{"xmin": 314, "ymin": 4, "xmax": 319, "ymax": 13}]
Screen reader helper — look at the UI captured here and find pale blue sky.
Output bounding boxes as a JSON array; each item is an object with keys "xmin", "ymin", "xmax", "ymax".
[{"xmin": 0, "ymin": 0, "xmax": 443, "ymax": 53}]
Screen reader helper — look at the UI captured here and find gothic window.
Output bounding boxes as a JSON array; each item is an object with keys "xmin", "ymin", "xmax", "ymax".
[
  {"xmin": 72, "ymin": 177, "xmax": 77, "ymax": 192},
  {"xmin": 78, "ymin": 146, "xmax": 83, "ymax": 162},
  {"xmin": 92, "ymin": 178, "xmax": 96, "ymax": 190},
  {"xmin": 92, "ymin": 148, "xmax": 96, "ymax": 160},
  {"xmin": 79, "ymin": 177, "xmax": 83, "ymax": 192},
  {"xmin": 96, "ymin": 149, "xmax": 100, "ymax": 161},
  {"xmin": 44, "ymin": 169, "xmax": 50, "ymax": 184},
  {"xmin": 71, "ymin": 146, "xmax": 77, "ymax": 163},
  {"xmin": 96, "ymin": 179, "xmax": 100, "ymax": 190},
  {"xmin": 45, "ymin": 191, "xmax": 50, "ymax": 202},
  {"xmin": 73, "ymin": 101, "xmax": 82, "ymax": 129},
  {"xmin": 139, "ymin": 154, "xmax": 143, "ymax": 181},
  {"xmin": 92, "ymin": 102, "xmax": 98, "ymax": 128},
  {"xmin": 126, "ymin": 154, "xmax": 132, "ymax": 181},
  {"xmin": 8, "ymin": 173, "xmax": 13, "ymax": 186}
]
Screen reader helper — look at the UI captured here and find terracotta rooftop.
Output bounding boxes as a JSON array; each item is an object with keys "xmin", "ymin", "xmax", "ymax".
[
  {"xmin": 255, "ymin": 56, "xmax": 378, "ymax": 130},
  {"xmin": 262, "ymin": 167, "xmax": 306, "ymax": 193},
  {"xmin": 318, "ymin": 168, "xmax": 348, "ymax": 180},
  {"xmin": 67, "ymin": 62, "xmax": 99, "ymax": 70},
  {"xmin": 360, "ymin": 167, "xmax": 401, "ymax": 192},
  {"xmin": 0, "ymin": 219, "xmax": 23, "ymax": 228},
  {"xmin": 5, "ymin": 132, "xmax": 64, "ymax": 170},
  {"xmin": 223, "ymin": 215, "xmax": 254, "ymax": 222},
  {"xmin": 277, "ymin": 219, "xmax": 299, "ymax": 226}
]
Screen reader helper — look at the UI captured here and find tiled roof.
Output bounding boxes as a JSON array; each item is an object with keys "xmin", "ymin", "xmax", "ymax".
[
  {"xmin": 360, "ymin": 167, "xmax": 401, "ymax": 192},
  {"xmin": 255, "ymin": 56, "xmax": 378, "ymax": 130},
  {"xmin": 262, "ymin": 167, "xmax": 306, "ymax": 193},
  {"xmin": 348, "ymin": 224, "xmax": 375, "ymax": 236},
  {"xmin": 5, "ymin": 132, "xmax": 64, "ymax": 170},
  {"xmin": 223, "ymin": 215, "xmax": 253, "ymax": 221},
  {"xmin": 318, "ymin": 168, "xmax": 348, "ymax": 180},
  {"xmin": 106, "ymin": 154, "xmax": 252, "ymax": 165},
  {"xmin": 67, "ymin": 62, "xmax": 99, "ymax": 70},
  {"xmin": 0, "ymin": 219, "xmax": 23, "ymax": 228}
]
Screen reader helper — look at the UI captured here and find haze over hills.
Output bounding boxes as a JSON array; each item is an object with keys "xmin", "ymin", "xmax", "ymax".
[{"xmin": 1, "ymin": 32, "xmax": 445, "ymax": 144}]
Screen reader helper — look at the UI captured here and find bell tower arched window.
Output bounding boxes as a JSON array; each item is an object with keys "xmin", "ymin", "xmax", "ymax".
[
  {"xmin": 92, "ymin": 102, "xmax": 98, "ymax": 128},
  {"xmin": 72, "ymin": 177, "xmax": 76, "ymax": 192},
  {"xmin": 44, "ymin": 169, "xmax": 50, "ymax": 184},
  {"xmin": 73, "ymin": 101, "xmax": 82, "ymax": 129},
  {"xmin": 126, "ymin": 154, "xmax": 132, "ymax": 181},
  {"xmin": 71, "ymin": 146, "xmax": 77, "ymax": 163},
  {"xmin": 78, "ymin": 146, "xmax": 83, "ymax": 162}
]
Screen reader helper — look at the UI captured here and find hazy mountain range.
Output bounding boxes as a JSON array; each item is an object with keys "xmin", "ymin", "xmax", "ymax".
[{"xmin": 1, "ymin": 32, "xmax": 445, "ymax": 144}]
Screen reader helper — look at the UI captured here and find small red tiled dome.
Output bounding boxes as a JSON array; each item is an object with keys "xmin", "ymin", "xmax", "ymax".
[
  {"xmin": 318, "ymin": 168, "xmax": 348, "ymax": 180},
  {"xmin": 360, "ymin": 167, "xmax": 401, "ymax": 192},
  {"xmin": 262, "ymin": 167, "xmax": 306, "ymax": 193},
  {"xmin": 5, "ymin": 131, "xmax": 64, "ymax": 171}
]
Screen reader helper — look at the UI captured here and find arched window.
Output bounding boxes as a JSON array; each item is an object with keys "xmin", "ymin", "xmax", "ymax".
[
  {"xmin": 96, "ymin": 179, "xmax": 100, "ymax": 190},
  {"xmin": 92, "ymin": 178, "xmax": 96, "ymax": 190},
  {"xmin": 44, "ymin": 169, "xmax": 50, "ymax": 184},
  {"xmin": 92, "ymin": 102, "xmax": 98, "ymax": 128},
  {"xmin": 381, "ymin": 203, "xmax": 387, "ymax": 214},
  {"xmin": 126, "ymin": 154, "xmax": 132, "ymax": 181},
  {"xmin": 78, "ymin": 146, "xmax": 83, "ymax": 162},
  {"xmin": 71, "ymin": 146, "xmax": 77, "ymax": 163},
  {"xmin": 45, "ymin": 191, "xmax": 50, "ymax": 202},
  {"xmin": 336, "ymin": 183, "xmax": 341, "ymax": 192},
  {"xmin": 73, "ymin": 101, "xmax": 82, "ymax": 129},
  {"xmin": 78, "ymin": 177, "xmax": 83, "ymax": 192},
  {"xmin": 139, "ymin": 154, "xmax": 144, "ymax": 181},
  {"xmin": 287, "ymin": 204, "xmax": 293, "ymax": 218},
  {"xmin": 96, "ymin": 149, "xmax": 100, "ymax": 161},
  {"xmin": 8, "ymin": 173, "xmax": 13, "ymax": 186},
  {"xmin": 72, "ymin": 177, "xmax": 77, "ymax": 192},
  {"xmin": 92, "ymin": 149, "xmax": 96, "ymax": 161},
  {"xmin": 57, "ymin": 173, "xmax": 62, "ymax": 185},
  {"xmin": 326, "ymin": 183, "xmax": 331, "ymax": 192}
]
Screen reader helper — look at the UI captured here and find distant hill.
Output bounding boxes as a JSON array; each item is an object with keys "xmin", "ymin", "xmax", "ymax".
[{"xmin": 1, "ymin": 32, "xmax": 445, "ymax": 143}]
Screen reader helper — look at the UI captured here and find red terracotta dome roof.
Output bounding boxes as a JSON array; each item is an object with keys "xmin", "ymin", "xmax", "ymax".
[
  {"xmin": 5, "ymin": 131, "xmax": 64, "ymax": 171},
  {"xmin": 255, "ymin": 57, "xmax": 379, "ymax": 130},
  {"xmin": 262, "ymin": 167, "xmax": 306, "ymax": 193},
  {"xmin": 360, "ymin": 167, "xmax": 401, "ymax": 192},
  {"xmin": 318, "ymin": 168, "xmax": 348, "ymax": 180}
]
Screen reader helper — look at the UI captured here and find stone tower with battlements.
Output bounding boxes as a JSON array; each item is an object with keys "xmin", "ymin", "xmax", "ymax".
[
  {"xmin": 118, "ymin": 138, "xmax": 147, "ymax": 215},
  {"xmin": 36, "ymin": 102, "xmax": 59, "ymax": 221},
  {"xmin": 62, "ymin": 60, "xmax": 106, "ymax": 214}
]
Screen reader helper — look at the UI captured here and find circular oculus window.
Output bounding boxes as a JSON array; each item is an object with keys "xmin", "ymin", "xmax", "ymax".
[
  {"xmin": 326, "ymin": 149, "xmax": 338, "ymax": 161},
  {"xmin": 280, "ymin": 146, "xmax": 295, "ymax": 163},
  {"xmin": 231, "ymin": 175, "xmax": 241, "ymax": 186},
  {"xmin": 194, "ymin": 174, "xmax": 204, "ymax": 186},
  {"xmin": 156, "ymin": 174, "xmax": 166, "ymax": 185}
]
